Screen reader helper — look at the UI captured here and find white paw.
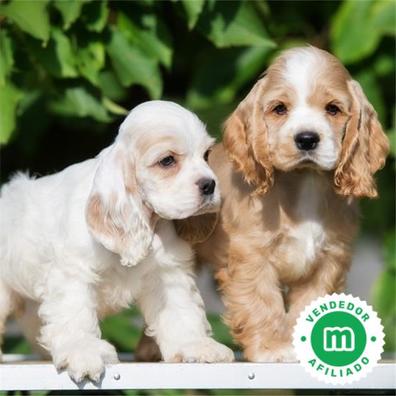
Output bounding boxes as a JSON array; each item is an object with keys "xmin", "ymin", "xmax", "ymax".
[
  {"xmin": 53, "ymin": 338, "xmax": 119, "ymax": 383},
  {"xmin": 251, "ymin": 344, "xmax": 297, "ymax": 362},
  {"xmin": 166, "ymin": 338, "xmax": 234, "ymax": 363}
]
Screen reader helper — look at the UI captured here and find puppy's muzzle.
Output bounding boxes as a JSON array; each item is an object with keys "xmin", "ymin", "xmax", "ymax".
[{"xmin": 294, "ymin": 131, "xmax": 320, "ymax": 151}]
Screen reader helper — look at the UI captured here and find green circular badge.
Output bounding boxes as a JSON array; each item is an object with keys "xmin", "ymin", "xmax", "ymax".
[
  {"xmin": 311, "ymin": 311, "xmax": 366, "ymax": 366},
  {"xmin": 293, "ymin": 293, "xmax": 384, "ymax": 385}
]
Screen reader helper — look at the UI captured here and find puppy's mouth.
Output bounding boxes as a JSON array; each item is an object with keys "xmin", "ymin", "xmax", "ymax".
[
  {"xmin": 294, "ymin": 153, "xmax": 328, "ymax": 170},
  {"xmin": 194, "ymin": 197, "xmax": 219, "ymax": 216},
  {"xmin": 296, "ymin": 157, "xmax": 319, "ymax": 169}
]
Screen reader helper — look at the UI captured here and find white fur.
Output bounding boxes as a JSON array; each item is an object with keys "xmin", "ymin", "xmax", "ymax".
[
  {"xmin": 0, "ymin": 100, "xmax": 233, "ymax": 382},
  {"xmin": 274, "ymin": 48, "xmax": 340, "ymax": 170},
  {"xmin": 290, "ymin": 174, "xmax": 326, "ymax": 268}
]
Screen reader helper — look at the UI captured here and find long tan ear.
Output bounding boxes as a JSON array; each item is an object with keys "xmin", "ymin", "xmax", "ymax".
[
  {"xmin": 334, "ymin": 80, "xmax": 389, "ymax": 198},
  {"xmin": 174, "ymin": 212, "xmax": 218, "ymax": 245},
  {"xmin": 86, "ymin": 145, "xmax": 153, "ymax": 266},
  {"xmin": 223, "ymin": 80, "xmax": 273, "ymax": 195}
]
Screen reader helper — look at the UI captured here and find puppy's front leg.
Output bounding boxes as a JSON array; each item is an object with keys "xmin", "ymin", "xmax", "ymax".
[
  {"xmin": 137, "ymin": 262, "xmax": 234, "ymax": 363},
  {"xmin": 286, "ymin": 250, "xmax": 349, "ymax": 334},
  {"xmin": 218, "ymin": 244, "xmax": 295, "ymax": 362},
  {"xmin": 39, "ymin": 269, "xmax": 118, "ymax": 382}
]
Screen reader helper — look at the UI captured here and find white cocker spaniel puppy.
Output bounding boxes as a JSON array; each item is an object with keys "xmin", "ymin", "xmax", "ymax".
[{"xmin": 0, "ymin": 101, "xmax": 234, "ymax": 382}]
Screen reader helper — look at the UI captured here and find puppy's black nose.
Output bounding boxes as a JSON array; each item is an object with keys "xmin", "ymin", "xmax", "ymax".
[
  {"xmin": 294, "ymin": 131, "xmax": 320, "ymax": 151},
  {"xmin": 197, "ymin": 178, "xmax": 216, "ymax": 196}
]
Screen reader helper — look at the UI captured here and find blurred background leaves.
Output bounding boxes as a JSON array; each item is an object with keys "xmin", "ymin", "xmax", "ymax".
[{"xmin": 0, "ymin": 0, "xmax": 395, "ymax": 356}]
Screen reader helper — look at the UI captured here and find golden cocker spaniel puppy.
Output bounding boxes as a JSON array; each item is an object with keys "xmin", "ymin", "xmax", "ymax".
[{"xmin": 182, "ymin": 46, "xmax": 389, "ymax": 362}]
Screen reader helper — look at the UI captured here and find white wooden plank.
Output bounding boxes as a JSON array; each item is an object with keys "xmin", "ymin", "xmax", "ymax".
[{"xmin": 0, "ymin": 357, "xmax": 395, "ymax": 391}]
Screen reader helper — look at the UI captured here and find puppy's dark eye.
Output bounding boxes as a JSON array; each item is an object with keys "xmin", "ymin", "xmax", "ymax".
[
  {"xmin": 204, "ymin": 150, "xmax": 211, "ymax": 162},
  {"xmin": 159, "ymin": 155, "xmax": 176, "ymax": 167},
  {"xmin": 326, "ymin": 103, "xmax": 341, "ymax": 116},
  {"xmin": 273, "ymin": 103, "xmax": 287, "ymax": 115}
]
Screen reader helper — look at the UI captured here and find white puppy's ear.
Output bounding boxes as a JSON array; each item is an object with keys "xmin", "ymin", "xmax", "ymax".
[{"xmin": 86, "ymin": 144, "xmax": 153, "ymax": 266}]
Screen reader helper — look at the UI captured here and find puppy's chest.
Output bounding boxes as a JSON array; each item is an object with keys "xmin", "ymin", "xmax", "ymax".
[
  {"xmin": 287, "ymin": 218, "xmax": 326, "ymax": 262},
  {"xmin": 96, "ymin": 264, "xmax": 148, "ymax": 316},
  {"xmin": 276, "ymin": 178, "xmax": 327, "ymax": 281}
]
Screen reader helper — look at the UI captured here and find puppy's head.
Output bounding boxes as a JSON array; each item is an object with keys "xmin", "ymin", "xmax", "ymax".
[
  {"xmin": 224, "ymin": 46, "xmax": 389, "ymax": 197},
  {"xmin": 86, "ymin": 101, "xmax": 219, "ymax": 266},
  {"xmin": 122, "ymin": 101, "xmax": 220, "ymax": 219}
]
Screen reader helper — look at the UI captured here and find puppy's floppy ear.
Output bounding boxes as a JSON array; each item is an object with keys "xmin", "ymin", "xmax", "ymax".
[
  {"xmin": 86, "ymin": 144, "xmax": 154, "ymax": 266},
  {"xmin": 334, "ymin": 80, "xmax": 389, "ymax": 198},
  {"xmin": 174, "ymin": 212, "xmax": 218, "ymax": 245},
  {"xmin": 223, "ymin": 79, "xmax": 273, "ymax": 195}
]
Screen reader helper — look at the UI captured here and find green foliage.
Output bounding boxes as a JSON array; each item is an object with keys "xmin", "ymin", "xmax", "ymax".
[
  {"xmin": 372, "ymin": 230, "xmax": 396, "ymax": 352},
  {"xmin": 0, "ymin": 29, "xmax": 13, "ymax": 85},
  {"xmin": 53, "ymin": 0, "xmax": 84, "ymax": 30},
  {"xmin": 106, "ymin": 26, "xmax": 162, "ymax": 99},
  {"xmin": 0, "ymin": 81, "xmax": 21, "ymax": 143},
  {"xmin": 0, "ymin": 0, "xmax": 275, "ymax": 144},
  {"xmin": 181, "ymin": 0, "xmax": 205, "ymax": 29},
  {"xmin": 101, "ymin": 308, "xmax": 142, "ymax": 352},
  {"xmin": 0, "ymin": 0, "xmax": 50, "ymax": 42},
  {"xmin": 195, "ymin": 0, "xmax": 275, "ymax": 48},
  {"xmin": 186, "ymin": 46, "xmax": 272, "ymax": 109},
  {"xmin": 331, "ymin": 0, "xmax": 395, "ymax": 64}
]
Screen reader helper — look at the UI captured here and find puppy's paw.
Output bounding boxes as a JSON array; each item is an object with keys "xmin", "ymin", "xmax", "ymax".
[
  {"xmin": 167, "ymin": 337, "xmax": 234, "ymax": 363},
  {"xmin": 54, "ymin": 338, "xmax": 119, "ymax": 383},
  {"xmin": 250, "ymin": 344, "xmax": 297, "ymax": 363}
]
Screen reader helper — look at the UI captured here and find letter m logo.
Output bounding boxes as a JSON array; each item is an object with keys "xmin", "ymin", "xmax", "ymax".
[{"xmin": 324, "ymin": 327, "xmax": 355, "ymax": 351}]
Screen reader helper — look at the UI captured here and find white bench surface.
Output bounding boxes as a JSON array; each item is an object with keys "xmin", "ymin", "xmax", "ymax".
[{"xmin": 1, "ymin": 355, "xmax": 395, "ymax": 391}]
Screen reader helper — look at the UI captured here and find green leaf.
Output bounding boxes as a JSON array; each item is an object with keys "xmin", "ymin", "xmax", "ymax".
[
  {"xmin": 82, "ymin": 0, "xmax": 109, "ymax": 33},
  {"xmin": 102, "ymin": 96, "xmax": 128, "ymax": 116},
  {"xmin": 207, "ymin": 313, "xmax": 236, "ymax": 349},
  {"xmin": 181, "ymin": 0, "xmax": 205, "ymax": 29},
  {"xmin": 98, "ymin": 70, "xmax": 127, "ymax": 102},
  {"xmin": 53, "ymin": 0, "xmax": 84, "ymax": 30},
  {"xmin": 373, "ymin": 54, "xmax": 395, "ymax": 77},
  {"xmin": 0, "ymin": 0, "xmax": 50, "ymax": 42},
  {"xmin": 26, "ymin": 28, "xmax": 78, "ymax": 78},
  {"xmin": 372, "ymin": 0, "xmax": 396, "ymax": 35},
  {"xmin": 384, "ymin": 230, "xmax": 396, "ymax": 271},
  {"xmin": 355, "ymin": 69, "xmax": 385, "ymax": 124},
  {"xmin": 388, "ymin": 129, "xmax": 396, "ymax": 158},
  {"xmin": 106, "ymin": 28, "xmax": 162, "ymax": 99},
  {"xmin": 3, "ymin": 336, "xmax": 32, "ymax": 354},
  {"xmin": 187, "ymin": 46, "xmax": 271, "ymax": 109},
  {"xmin": 117, "ymin": 11, "xmax": 173, "ymax": 68},
  {"xmin": 51, "ymin": 28, "xmax": 78, "ymax": 77},
  {"xmin": 197, "ymin": 0, "xmax": 275, "ymax": 48},
  {"xmin": 372, "ymin": 270, "xmax": 396, "ymax": 320},
  {"xmin": 0, "ymin": 29, "xmax": 14, "ymax": 86},
  {"xmin": 49, "ymin": 86, "xmax": 111, "ymax": 122},
  {"xmin": 101, "ymin": 309, "xmax": 142, "ymax": 351},
  {"xmin": 331, "ymin": 0, "xmax": 394, "ymax": 64},
  {"xmin": 76, "ymin": 39, "xmax": 105, "ymax": 86},
  {"xmin": 0, "ymin": 81, "xmax": 22, "ymax": 144}
]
